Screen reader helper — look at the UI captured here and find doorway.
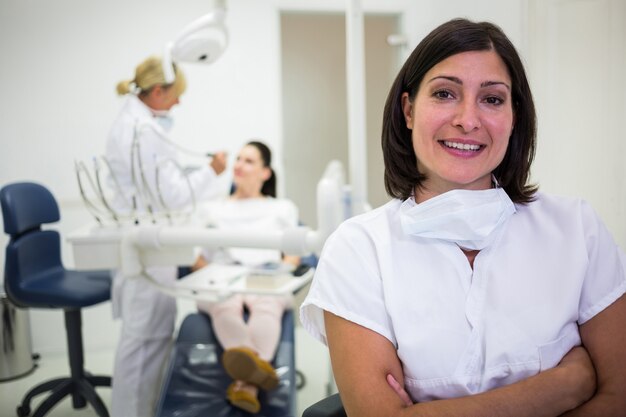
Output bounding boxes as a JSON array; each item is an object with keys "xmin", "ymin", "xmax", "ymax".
[{"xmin": 280, "ymin": 12, "xmax": 402, "ymax": 226}]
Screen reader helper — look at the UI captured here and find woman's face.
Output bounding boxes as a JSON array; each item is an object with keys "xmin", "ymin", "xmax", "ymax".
[
  {"xmin": 403, "ymin": 50, "xmax": 514, "ymax": 200},
  {"xmin": 233, "ymin": 145, "xmax": 270, "ymax": 193},
  {"xmin": 146, "ymin": 85, "xmax": 181, "ymax": 111},
  {"xmin": 156, "ymin": 85, "xmax": 181, "ymax": 111}
]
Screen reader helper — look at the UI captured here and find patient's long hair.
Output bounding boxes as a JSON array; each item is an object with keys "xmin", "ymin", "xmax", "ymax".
[{"xmin": 247, "ymin": 141, "xmax": 276, "ymax": 198}]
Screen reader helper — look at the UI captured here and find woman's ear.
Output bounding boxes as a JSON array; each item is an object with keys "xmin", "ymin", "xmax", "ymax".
[
  {"xmin": 401, "ymin": 92, "xmax": 414, "ymax": 129},
  {"xmin": 261, "ymin": 166, "xmax": 272, "ymax": 182}
]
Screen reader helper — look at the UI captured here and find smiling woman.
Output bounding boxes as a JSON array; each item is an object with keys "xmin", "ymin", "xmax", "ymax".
[{"xmin": 300, "ymin": 18, "xmax": 626, "ymax": 417}]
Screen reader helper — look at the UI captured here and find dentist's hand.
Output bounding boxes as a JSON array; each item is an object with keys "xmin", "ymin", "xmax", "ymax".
[{"xmin": 210, "ymin": 151, "xmax": 227, "ymax": 175}]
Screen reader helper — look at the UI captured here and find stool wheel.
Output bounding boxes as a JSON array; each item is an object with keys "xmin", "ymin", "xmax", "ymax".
[
  {"xmin": 296, "ymin": 369, "xmax": 307, "ymax": 390},
  {"xmin": 17, "ymin": 404, "xmax": 30, "ymax": 417}
]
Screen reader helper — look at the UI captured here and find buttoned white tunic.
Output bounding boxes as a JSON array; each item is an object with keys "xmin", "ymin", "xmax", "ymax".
[{"xmin": 300, "ymin": 192, "xmax": 626, "ymax": 402}]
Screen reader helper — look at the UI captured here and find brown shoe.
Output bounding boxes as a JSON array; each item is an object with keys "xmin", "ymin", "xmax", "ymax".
[
  {"xmin": 227, "ymin": 381, "xmax": 261, "ymax": 414},
  {"xmin": 222, "ymin": 347, "xmax": 279, "ymax": 390}
]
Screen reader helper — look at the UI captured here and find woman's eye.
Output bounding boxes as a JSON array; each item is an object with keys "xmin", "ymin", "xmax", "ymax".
[
  {"xmin": 433, "ymin": 89, "xmax": 454, "ymax": 100},
  {"xmin": 484, "ymin": 96, "xmax": 504, "ymax": 105}
]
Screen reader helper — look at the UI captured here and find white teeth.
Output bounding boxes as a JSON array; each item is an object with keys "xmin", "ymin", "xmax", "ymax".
[{"xmin": 443, "ymin": 141, "xmax": 481, "ymax": 151}]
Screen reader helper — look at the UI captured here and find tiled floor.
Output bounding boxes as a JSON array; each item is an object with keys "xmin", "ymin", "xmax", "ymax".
[{"xmin": 0, "ymin": 321, "xmax": 332, "ymax": 417}]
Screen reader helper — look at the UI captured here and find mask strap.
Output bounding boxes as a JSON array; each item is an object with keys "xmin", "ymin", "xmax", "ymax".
[{"xmin": 491, "ymin": 174, "xmax": 501, "ymax": 189}]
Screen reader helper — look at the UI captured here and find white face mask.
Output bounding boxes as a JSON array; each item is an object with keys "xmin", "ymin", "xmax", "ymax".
[
  {"xmin": 399, "ymin": 187, "xmax": 516, "ymax": 250},
  {"xmin": 154, "ymin": 114, "xmax": 174, "ymax": 132}
]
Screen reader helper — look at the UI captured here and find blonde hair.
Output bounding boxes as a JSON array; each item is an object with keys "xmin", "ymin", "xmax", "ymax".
[{"xmin": 116, "ymin": 55, "xmax": 186, "ymax": 97}]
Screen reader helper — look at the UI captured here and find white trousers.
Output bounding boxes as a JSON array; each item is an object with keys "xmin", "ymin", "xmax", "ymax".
[
  {"xmin": 198, "ymin": 294, "xmax": 291, "ymax": 361},
  {"xmin": 110, "ymin": 266, "xmax": 177, "ymax": 417}
]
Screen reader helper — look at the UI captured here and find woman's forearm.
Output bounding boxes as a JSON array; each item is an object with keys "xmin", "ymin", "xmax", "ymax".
[
  {"xmin": 560, "ymin": 392, "xmax": 626, "ymax": 417},
  {"xmin": 327, "ymin": 310, "xmax": 595, "ymax": 417},
  {"xmin": 393, "ymin": 364, "xmax": 592, "ymax": 417},
  {"xmin": 381, "ymin": 347, "xmax": 595, "ymax": 417}
]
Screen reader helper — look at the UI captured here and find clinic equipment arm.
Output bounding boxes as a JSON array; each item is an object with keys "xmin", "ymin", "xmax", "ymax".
[{"xmin": 119, "ymin": 225, "xmax": 319, "ymax": 279}]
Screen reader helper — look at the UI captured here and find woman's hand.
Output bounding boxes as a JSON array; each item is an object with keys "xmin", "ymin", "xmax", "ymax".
[
  {"xmin": 386, "ymin": 374, "xmax": 413, "ymax": 407},
  {"xmin": 556, "ymin": 346, "xmax": 596, "ymax": 407},
  {"xmin": 210, "ymin": 151, "xmax": 227, "ymax": 175}
]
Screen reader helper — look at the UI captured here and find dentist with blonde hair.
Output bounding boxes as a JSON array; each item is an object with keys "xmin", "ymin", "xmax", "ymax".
[{"xmin": 106, "ymin": 55, "xmax": 227, "ymax": 417}]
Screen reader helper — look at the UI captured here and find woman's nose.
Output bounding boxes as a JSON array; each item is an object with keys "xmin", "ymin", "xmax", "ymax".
[{"xmin": 452, "ymin": 100, "xmax": 481, "ymax": 132}]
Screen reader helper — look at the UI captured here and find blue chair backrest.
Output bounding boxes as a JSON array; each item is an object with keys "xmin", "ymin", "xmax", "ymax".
[
  {"xmin": 1, "ymin": 182, "xmax": 60, "ymax": 237},
  {"xmin": 1, "ymin": 182, "xmax": 63, "ymax": 306}
]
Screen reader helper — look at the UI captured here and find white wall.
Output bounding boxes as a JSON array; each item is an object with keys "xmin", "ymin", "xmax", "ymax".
[{"xmin": 528, "ymin": 0, "xmax": 626, "ymax": 248}]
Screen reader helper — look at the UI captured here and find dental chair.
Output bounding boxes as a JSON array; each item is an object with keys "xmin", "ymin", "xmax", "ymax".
[
  {"xmin": 156, "ymin": 254, "xmax": 317, "ymax": 417},
  {"xmin": 1, "ymin": 182, "xmax": 112, "ymax": 417},
  {"xmin": 155, "ymin": 310, "xmax": 297, "ymax": 417},
  {"xmin": 302, "ymin": 393, "xmax": 345, "ymax": 417}
]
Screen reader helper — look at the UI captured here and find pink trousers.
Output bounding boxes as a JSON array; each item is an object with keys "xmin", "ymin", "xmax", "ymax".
[{"xmin": 198, "ymin": 294, "xmax": 291, "ymax": 361}]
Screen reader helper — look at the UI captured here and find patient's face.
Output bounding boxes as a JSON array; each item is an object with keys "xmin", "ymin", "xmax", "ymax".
[{"xmin": 233, "ymin": 145, "xmax": 270, "ymax": 193}]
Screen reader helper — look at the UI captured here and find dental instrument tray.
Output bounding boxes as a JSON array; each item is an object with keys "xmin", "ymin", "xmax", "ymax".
[{"xmin": 173, "ymin": 263, "xmax": 314, "ymax": 301}]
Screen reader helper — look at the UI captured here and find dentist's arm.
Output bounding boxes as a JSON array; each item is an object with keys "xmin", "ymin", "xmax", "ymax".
[{"xmin": 324, "ymin": 311, "xmax": 595, "ymax": 417}]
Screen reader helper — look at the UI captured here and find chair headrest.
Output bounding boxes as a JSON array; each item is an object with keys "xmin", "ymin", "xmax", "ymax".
[{"xmin": 0, "ymin": 182, "xmax": 60, "ymax": 236}]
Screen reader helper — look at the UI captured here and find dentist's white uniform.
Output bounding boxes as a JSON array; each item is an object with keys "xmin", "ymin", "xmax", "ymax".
[{"xmin": 106, "ymin": 94, "xmax": 219, "ymax": 417}]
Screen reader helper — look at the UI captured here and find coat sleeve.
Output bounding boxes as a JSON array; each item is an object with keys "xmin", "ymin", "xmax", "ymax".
[
  {"xmin": 578, "ymin": 199, "xmax": 626, "ymax": 323},
  {"xmin": 300, "ymin": 220, "xmax": 396, "ymax": 347}
]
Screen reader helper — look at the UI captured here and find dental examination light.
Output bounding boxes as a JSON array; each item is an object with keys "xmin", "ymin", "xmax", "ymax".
[{"xmin": 162, "ymin": 0, "xmax": 228, "ymax": 84}]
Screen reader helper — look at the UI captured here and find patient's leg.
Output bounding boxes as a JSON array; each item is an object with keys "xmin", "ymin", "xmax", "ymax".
[
  {"xmin": 245, "ymin": 295, "xmax": 288, "ymax": 361},
  {"xmin": 199, "ymin": 295, "xmax": 252, "ymax": 349}
]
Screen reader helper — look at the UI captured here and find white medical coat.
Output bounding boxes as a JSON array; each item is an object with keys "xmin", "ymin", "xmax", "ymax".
[
  {"xmin": 300, "ymin": 192, "xmax": 626, "ymax": 402},
  {"xmin": 105, "ymin": 94, "xmax": 217, "ymax": 214},
  {"xmin": 106, "ymin": 94, "xmax": 220, "ymax": 325}
]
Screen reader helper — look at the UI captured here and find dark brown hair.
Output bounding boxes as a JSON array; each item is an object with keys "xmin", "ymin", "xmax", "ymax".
[
  {"xmin": 382, "ymin": 18, "xmax": 537, "ymax": 203},
  {"xmin": 247, "ymin": 141, "xmax": 276, "ymax": 198}
]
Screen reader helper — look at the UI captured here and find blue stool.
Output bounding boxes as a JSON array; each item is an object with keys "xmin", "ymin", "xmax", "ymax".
[{"xmin": 1, "ymin": 182, "xmax": 112, "ymax": 417}]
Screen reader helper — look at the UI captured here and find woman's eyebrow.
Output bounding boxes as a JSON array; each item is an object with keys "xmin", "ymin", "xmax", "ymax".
[
  {"xmin": 427, "ymin": 75, "xmax": 510, "ymax": 91},
  {"xmin": 481, "ymin": 80, "xmax": 511, "ymax": 91}
]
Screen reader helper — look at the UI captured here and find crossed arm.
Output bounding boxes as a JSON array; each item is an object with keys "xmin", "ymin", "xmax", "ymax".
[{"xmin": 324, "ymin": 294, "xmax": 626, "ymax": 417}]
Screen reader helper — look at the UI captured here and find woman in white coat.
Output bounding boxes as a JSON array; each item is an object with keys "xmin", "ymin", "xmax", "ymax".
[
  {"xmin": 301, "ymin": 19, "xmax": 626, "ymax": 416},
  {"xmin": 106, "ymin": 55, "xmax": 227, "ymax": 417}
]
